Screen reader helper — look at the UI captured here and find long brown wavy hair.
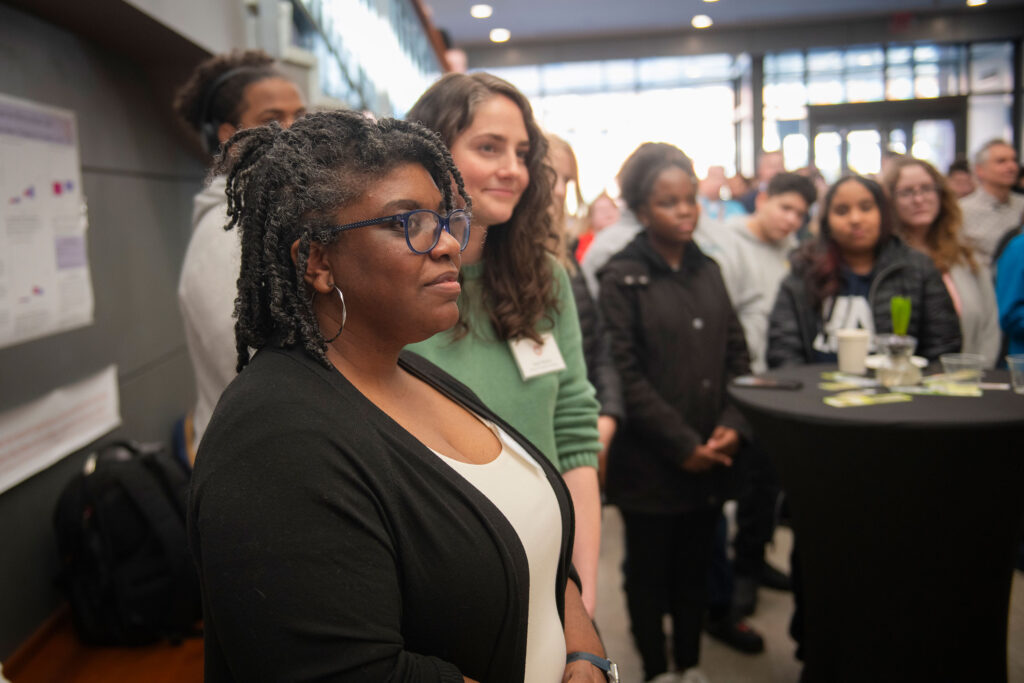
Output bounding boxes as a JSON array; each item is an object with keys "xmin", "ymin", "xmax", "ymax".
[
  {"xmin": 881, "ymin": 157, "xmax": 978, "ymax": 274},
  {"xmin": 545, "ymin": 132, "xmax": 584, "ymax": 275},
  {"xmin": 407, "ymin": 72, "xmax": 556, "ymax": 343}
]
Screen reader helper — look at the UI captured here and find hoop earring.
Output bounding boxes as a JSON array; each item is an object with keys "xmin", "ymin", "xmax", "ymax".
[{"xmin": 324, "ymin": 285, "xmax": 347, "ymax": 343}]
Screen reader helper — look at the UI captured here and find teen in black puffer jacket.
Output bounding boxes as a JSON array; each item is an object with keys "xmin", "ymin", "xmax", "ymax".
[
  {"xmin": 767, "ymin": 176, "xmax": 960, "ymax": 368},
  {"xmin": 600, "ymin": 233, "xmax": 751, "ymax": 512},
  {"xmin": 596, "ymin": 143, "xmax": 751, "ymax": 681}
]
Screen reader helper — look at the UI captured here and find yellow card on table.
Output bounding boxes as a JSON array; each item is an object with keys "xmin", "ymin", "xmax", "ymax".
[{"xmin": 823, "ymin": 390, "xmax": 913, "ymax": 408}]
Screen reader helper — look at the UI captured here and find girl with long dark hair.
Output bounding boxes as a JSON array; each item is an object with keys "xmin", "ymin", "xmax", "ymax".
[{"xmin": 767, "ymin": 175, "xmax": 961, "ymax": 367}]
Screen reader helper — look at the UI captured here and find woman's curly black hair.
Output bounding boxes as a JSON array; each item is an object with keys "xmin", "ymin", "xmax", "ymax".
[
  {"xmin": 214, "ymin": 110, "xmax": 470, "ymax": 371},
  {"xmin": 173, "ymin": 50, "xmax": 280, "ymax": 137}
]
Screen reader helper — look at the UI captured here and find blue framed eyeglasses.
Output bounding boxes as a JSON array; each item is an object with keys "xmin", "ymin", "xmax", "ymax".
[{"xmin": 328, "ymin": 208, "xmax": 471, "ymax": 255}]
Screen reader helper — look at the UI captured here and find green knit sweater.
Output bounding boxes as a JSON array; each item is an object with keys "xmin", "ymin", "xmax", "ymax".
[{"xmin": 407, "ymin": 259, "xmax": 601, "ymax": 473}]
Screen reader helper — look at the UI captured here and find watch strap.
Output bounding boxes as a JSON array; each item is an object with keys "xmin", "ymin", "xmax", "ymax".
[
  {"xmin": 566, "ymin": 651, "xmax": 610, "ymax": 673},
  {"xmin": 566, "ymin": 651, "xmax": 619, "ymax": 682}
]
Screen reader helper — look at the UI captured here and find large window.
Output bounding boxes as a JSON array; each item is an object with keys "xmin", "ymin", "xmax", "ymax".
[
  {"xmin": 489, "ymin": 55, "xmax": 748, "ymax": 201},
  {"xmin": 292, "ymin": 0, "xmax": 443, "ymax": 116},
  {"xmin": 764, "ymin": 41, "xmax": 1016, "ymax": 176},
  {"xmin": 477, "ymin": 40, "xmax": 1015, "ymax": 201}
]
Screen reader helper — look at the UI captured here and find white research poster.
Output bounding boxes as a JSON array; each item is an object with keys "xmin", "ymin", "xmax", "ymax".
[
  {"xmin": 0, "ymin": 365, "xmax": 120, "ymax": 495},
  {"xmin": 0, "ymin": 93, "xmax": 93, "ymax": 350}
]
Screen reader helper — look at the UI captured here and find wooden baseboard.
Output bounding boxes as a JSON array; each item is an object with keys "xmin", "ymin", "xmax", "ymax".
[
  {"xmin": 2, "ymin": 604, "xmax": 71, "ymax": 679},
  {"xmin": 2, "ymin": 605, "xmax": 202, "ymax": 683}
]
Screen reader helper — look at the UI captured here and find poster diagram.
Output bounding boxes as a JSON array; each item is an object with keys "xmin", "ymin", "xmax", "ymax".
[{"xmin": 0, "ymin": 93, "xmax": 93, "ymax": 350}]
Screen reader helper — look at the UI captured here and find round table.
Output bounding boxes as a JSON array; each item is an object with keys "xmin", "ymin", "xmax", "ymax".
[{"xmin": 729, "ymin": 364, "xmax": 1024, "ymax": 683}]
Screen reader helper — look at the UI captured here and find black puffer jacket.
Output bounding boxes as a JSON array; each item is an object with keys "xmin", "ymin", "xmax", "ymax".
[
  {"xmin": 598, "ymin": 233, "xmax": 751, "ymax": 514},
  {"xmin": 767, "ymin": 236, "xmax": 961, "ymax": 368}
]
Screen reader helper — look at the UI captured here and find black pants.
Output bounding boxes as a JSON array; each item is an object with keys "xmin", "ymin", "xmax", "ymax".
[
  {"xmin": 621, "ymin": 506, "xmax": 718, "ymax": 680},
  {"xmin": 733, "ymin": 440, "xmax": 780, "ymax": 579},
  {"xmin": 706, "ymin": 512, "xmax": 733, "ymax": 620}
]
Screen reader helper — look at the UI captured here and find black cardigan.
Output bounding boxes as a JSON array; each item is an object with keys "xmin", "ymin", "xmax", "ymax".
[
  {"xmin": 188, "ymin": 345, "xmax": 577, "ymax": 682},
  {"xmin": 598, "ymin": 233, "xmax": 752, "ymax": 514}
]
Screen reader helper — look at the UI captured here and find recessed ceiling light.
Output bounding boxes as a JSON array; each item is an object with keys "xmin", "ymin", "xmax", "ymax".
[
  {"xmin": 966, "ymin": 0, "xmax": 987, "ymax": 5},
  {"xmin": 692, "ymin": 14, "xmax": 713, "ymax": 29},
  {"xmin": 703, "ymin": 0, "xmax": 719, "ymax": 3},
  {"xmin": 470, "ymin": 4, "xmax": 493, "ymax": 18},
  {"xmin": 489, "ymin": 28, "xmax": 511, "ymax": 43}
]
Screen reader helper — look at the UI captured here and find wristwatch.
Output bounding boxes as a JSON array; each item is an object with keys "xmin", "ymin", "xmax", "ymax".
[{"xmin": 566, "ymin": 651, "xmax": 620, "ymax": 682}]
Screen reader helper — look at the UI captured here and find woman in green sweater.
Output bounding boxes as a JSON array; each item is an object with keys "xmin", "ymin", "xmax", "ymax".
[{"xmin": 406, "ymin": 73, "xmax": 603, "ymax": 616}]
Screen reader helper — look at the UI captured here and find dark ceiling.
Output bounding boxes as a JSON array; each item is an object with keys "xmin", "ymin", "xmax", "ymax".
[{"xmin": 426, "ymin": 0, "xmax": 1024, "ymax": 48}]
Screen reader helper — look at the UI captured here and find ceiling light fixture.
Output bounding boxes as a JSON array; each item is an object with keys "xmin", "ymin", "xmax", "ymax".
[
  {"xmin": 489, "ymin": 28, "xmax": 511, "ymax": 43},
  {"xmin": 470, "ymin": 4, "xmax": 493, "ymax": 18},
  {"xmin": 703, "ymin": 0, "xmax": 720, "ymax": 3},
  {"xmin": 965, "ymin": 0, "xmax": 987, "ymax": 5},
  {"xmin": 692, "ymin": 14, "xmax": 713, "ymax": 29}
]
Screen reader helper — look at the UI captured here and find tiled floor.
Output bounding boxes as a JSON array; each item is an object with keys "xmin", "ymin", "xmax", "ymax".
[{"xmin": 594, "ymin": 505, "xmax": 1024, "ymax": 683}]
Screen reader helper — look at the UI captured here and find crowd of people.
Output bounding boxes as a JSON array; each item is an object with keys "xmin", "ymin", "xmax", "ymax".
[{"xmin": 175, "ymin": 50, "xmax": 1024, "ymax": 683}]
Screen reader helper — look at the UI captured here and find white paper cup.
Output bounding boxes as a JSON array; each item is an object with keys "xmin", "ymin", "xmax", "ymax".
[{"xmin": 837, "ymin": 329, "xmax": 871, "ymax": 375}]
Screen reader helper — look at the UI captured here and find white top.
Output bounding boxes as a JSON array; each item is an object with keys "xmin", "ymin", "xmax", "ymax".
[
  {"xmin": 946, "ymin": 260, "xmax": 1000, "ymax": 368},
  {"xmin": 434, "ymin": 421, "xmax": 565, "ymax": 683},
  {"xmin": 178, "ymin": 176, "xmax": 240, "ymax": 445}
]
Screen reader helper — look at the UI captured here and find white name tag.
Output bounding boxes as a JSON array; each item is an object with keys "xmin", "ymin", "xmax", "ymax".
[{"xmin": 508, "ymin": 332, "xmax": 567, "ymax": 381}]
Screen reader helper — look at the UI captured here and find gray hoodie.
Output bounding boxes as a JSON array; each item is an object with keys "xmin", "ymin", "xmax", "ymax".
[
  {"xmin": 178, "ymin": 176, "xmax": 240, "ymax": 446},
  {"xmin": 696, "ymin": 215, "xmax": 795, "ymax": 373}
]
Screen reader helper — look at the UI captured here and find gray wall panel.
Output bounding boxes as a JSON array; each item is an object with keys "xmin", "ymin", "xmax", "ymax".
[
  {"xmin": 0, "ymin": 3, "xmax": 212, "ymax": 658},
  {"xmin": 0, "ymin": 448, "xmax": 91, "ymax": 658},
  {"xmin": 125, "ymin": 0, "xmax": 246, "ymax": 55},
  {"xmin": 0, "ymin": 5, "xmax": 203, "ymax": 177}
]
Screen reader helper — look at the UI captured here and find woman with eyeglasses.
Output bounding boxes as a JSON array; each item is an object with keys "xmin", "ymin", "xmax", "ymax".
[
  {"xmin": 188, "ymin": 111, "xmax": 607, "ymax": 683},
  {"xmin": 406, "ymin": 74, "xmax": 605, "ymax": 619},
  {"xmin": 882, "ymin": 157, "xmax": 1000, "ymax": 367}
]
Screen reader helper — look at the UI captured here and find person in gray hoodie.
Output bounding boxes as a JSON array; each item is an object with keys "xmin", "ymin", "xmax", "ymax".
[
  {"xmin": 173, "ymin": 51, "xmax": 305, "ymax": 458},
  {"xmin": 697, "ymin": 173, "xmax": 817, "ymax": 374}
]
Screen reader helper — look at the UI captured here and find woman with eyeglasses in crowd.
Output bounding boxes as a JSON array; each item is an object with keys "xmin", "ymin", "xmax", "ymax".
[
  {"xmin": 406, "ymin": 74, "xmax": 605, "ymax": 617},
  {"xmin": 188, "ymin": 111, "xmax": 606, "ymax": 683},
  {"xmin": 882, "ymin": 157, "xmax": 1000, "ymax": 368}
]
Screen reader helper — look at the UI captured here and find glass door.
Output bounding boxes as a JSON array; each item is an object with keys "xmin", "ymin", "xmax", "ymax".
[{"xmin": 807, "ymin": 97, "xmax": 966, "ymax": 180}]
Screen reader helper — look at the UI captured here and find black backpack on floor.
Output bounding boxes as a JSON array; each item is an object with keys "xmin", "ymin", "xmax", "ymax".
[{"xmin": 53, "ymin": 440, "xmax": 202, "ymax": 645}]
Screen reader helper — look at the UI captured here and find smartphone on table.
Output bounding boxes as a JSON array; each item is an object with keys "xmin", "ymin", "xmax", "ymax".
[{"xmin": 731, "ymin": 375, "xmax": 803, "ymax": 390}]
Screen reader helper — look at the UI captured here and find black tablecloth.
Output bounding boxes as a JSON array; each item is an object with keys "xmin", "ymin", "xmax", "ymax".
[
  {"xmin": 731, "ymin": 364, "xmax": 1024, "ymax": 428},
  {"xmin": 729, "ymin": 365, "xmax": 1024, "ymax": 683}
]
